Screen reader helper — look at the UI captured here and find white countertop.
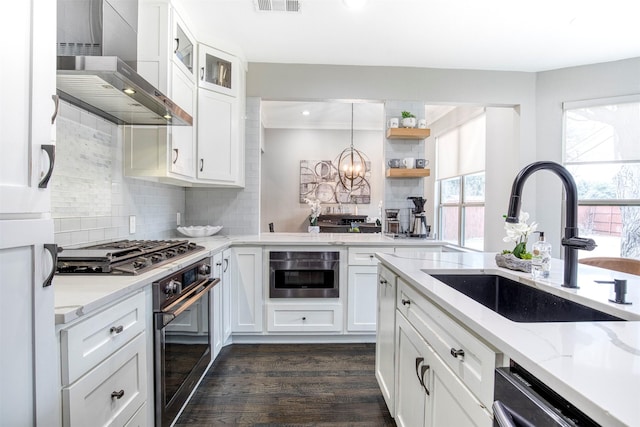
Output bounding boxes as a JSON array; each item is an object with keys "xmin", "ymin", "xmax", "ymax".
[
  {"xmin": 376, "ymin": 251, "xmax": 640, "ymax": 427},
  {"xmin": 53, "ymin": 233, "xmax": 448, "ymax": 325}
]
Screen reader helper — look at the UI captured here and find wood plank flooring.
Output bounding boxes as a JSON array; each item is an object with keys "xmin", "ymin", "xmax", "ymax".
[{"xmin": 175, "ymin": 343, "xmax": 396, "ymax": 426}]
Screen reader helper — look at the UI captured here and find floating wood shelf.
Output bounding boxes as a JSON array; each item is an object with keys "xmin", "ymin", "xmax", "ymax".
[
  {"xmin": 386, "ymin": 128, "xmax": 431, "ymax": 140},
  {"xmin": 386, "ymin": 168, "xmax": 431, "ymax": 178}
]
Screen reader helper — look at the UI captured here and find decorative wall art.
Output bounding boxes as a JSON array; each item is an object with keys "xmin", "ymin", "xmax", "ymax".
[{"xmin": 299, "ymin": 160, "xmax": 371, "ymax": 204}]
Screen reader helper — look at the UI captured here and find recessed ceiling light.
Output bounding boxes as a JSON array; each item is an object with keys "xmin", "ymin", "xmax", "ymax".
[
  {"xmin": 302, "ymin": 110, "xmax": 310, "ymax": 116},
  {"xmin": 343, "ymin": 0, "xmax": 366, "ymax": 10},
  {"xmin": 164, "ymin": 114, "xmax": 172, "ymax": 120},
  {"xmin": 123, "ymin": 88, "xmax": 136, "ymax": 95}
]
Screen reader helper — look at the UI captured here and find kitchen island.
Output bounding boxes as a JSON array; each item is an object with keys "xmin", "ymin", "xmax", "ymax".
[{"xmin": 376, "ymin": 251, "xmax": 640, "ymax": 427}]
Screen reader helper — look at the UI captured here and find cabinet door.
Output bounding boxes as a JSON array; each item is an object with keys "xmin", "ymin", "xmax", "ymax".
[
  {"xmin": 222, "ymin": 249, "xmax": 232, "ymax": 342},
  {"xmin": 425, "ymin": 344, "xmax": 493, "ymax": 427},
  {"xmin": 197, "ymin": 89, "xmax": 239, "ymax": 183},
  {"xmin": 375, "ymin": 266, "xmax": 396, "ymax": 414},
  {"xmin": 395, "ymin": 314, "xmax": 428, "ymax": 427},
  {"xmin": 197, "ymin": 45, "xmax": 238, "ymax": 96},
  {"xmin": 172, "ymin": 11, "xmax": 196, "ymax": 80},
  {"xmin": 211, "ymin": 251, "xmax": 223, "ymax": 359},
  {"xmin": 230, "ymin": 247, "xmax": 263, "ymax": 333},
  {"xmin": 0, "ymin": 219, "xmax": 58, "ymax": 425},
  {"xmin": 347, "ymin": 265, "xmax": 378, "ymax": 332},
  {"xmin": 169, "ymin": 63, "xmax": 195, "ymax": 178},
  {"xmin": 0, "ymin": 0, "xmax": 56, "ymax": 215}
]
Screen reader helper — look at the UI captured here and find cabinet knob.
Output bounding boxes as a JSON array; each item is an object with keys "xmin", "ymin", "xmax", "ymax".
[
  {"xmin": 401, "ymin": 299, "xmax": 411, "ymax": 306},
  {"xmin": 302, "ymin": 316, "xmax": 307, "ymax": 321},
  {"xmin": 379, "ymin": 278, "xmax": 387, "ymax": 285},
  {"xmin": 110, "ymin": 325, "xmax": 124, "ymax": 334},
  {"xmin": 450, "ymin": 348, "xmax": 465, "ymax": 359},
  {"xmin": 111, "ymin": 389, "xmax": 125, "ymax": 400}
]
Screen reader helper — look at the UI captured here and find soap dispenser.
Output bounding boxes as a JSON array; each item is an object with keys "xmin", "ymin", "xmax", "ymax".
[{"xmin": 531, "ymin": 231, "xmax": 552, "ymax": 279}]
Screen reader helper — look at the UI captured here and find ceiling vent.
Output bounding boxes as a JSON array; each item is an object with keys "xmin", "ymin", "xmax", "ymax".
[{"xmin": 254, "ymin": 0, "xmax": 301, "ymax": 12}]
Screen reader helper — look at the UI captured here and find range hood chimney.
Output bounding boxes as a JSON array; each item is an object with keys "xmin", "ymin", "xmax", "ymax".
[{"xmin": 56, "ymin": 0, "xmax": 192, "ymax": 126}]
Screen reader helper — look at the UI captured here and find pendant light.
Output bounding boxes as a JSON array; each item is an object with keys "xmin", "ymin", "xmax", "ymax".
[{"xmin": 336, "ymin": 103, "xmax": 369, "ymax": 193}]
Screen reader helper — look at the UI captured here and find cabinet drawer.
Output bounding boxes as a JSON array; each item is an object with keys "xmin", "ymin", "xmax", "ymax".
[
  {"xmin": 348, "ymin": 247, "xmax": 394, "ymax": 265},
  {"xmin": 397, "ymin": 279, "xmax": 496, "ymax": 409},
  {"xmin": 62, "ymin": 333, "xmax": 147, "ymax": 427},
  {"xmin": 267, "ymin": 303, "xmax": 342, "ymax": 332},
  {"xmin": 123, "ymin": 402, "xmax": 147, "ymax": 427},
  {"xmin": 60, "ymin": 292, "xmax": 146, "ymax": 385}
]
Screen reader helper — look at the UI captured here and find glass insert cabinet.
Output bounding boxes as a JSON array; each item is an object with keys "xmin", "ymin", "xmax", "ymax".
[{"xmin": 198, "ymin": 44, "xmax": 238, "ymax": 97}]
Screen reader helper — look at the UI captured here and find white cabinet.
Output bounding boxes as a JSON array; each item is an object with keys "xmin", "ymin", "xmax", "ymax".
[
  {"xmin": 346, "ymin": 247, "xmax": 394, "ymax": 332},
  {"xmin": 59, "ymin": 292, "xmax": 148, "ymax": 427},
  {"xmin": 230, "ymin": 247, "xmax": 264, "ymax": 333},
  {"xmin": 196, "ymin": 88, "xmax": 244, "ymax": 186},
  {"xmin": 197, "ymin": 44, "xmax": 239, "ymax": 96},
  {"xmin": 391, "ymin": 278, "xmax": 495, "ymax": 426},
  {"xmin": 395, "ymin": 314, "xmax": 492, "ymax": 427},
  {"xmin": 0, "ymin": 220, "xmax": 58, "ymax": 426},
  {"xmin": 267, "ymin": 303, "xmax": 343, "ymax": 332},
  {"xmin": 375, "ymin": 265, "xmax": 397, "ymax": 415},
  {"xmin": 128, "ymin": 0, "xmax": 196, "ymax": 184},
  {"xmin": 222, "ymin": 249, "xmax": 232, "ymax": 343},
  {"xmin": 211, "ymin": 251, "xmax": 224, "ymax": 359},
  {"xmin": 0, "ymin": 0, "xmax": 56, "ymax": 215},
  {"xmin": 0, "ymin": 1, "xmax": 58, "ymax": 425}
]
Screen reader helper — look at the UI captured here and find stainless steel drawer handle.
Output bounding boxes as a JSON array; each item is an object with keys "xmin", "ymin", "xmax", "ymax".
[
  {"xmin": 111, "ymin": 389, "xmax": 125, "ymax": 400},
  {"xmin": 401, "ymin": 299, "xmax": 411, "ymax": 306},
  {"xmin": 110, "ymin": 325, "xmax": 124, "ymax": 334},
  {"xmin": 450, "ymin": 348, "xmax": 465, "ymax": 359}
]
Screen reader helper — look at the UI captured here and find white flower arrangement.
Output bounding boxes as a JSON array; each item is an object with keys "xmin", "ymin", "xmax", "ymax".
[
  {"xmin": 304, "ymin": 198, "xmax": 322, "ymax": 226},
  {"xmin": 502, "ymin": 211, "xmax": 537, "ymax": 259}
]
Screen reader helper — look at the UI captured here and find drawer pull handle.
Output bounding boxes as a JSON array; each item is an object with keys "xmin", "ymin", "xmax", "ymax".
[
  {"xmin": 302, "ymin": 317, "xmax": 306, "ymax": 321},
  {"xmin": 401, "ymin": 299, "xmax": 411, "ymax": 306},
  {"xmin": 379, "ymin": 278, "xmax": 387, "ymax": 285},
  {"xmin": 111, "ymin": 389, "xmax": 125, "ymax": 400},
  {"xmin": 450, "ymin": 348, "xmax": 465, "ymax": 359},
  {"xmin": 110, "ymin": 325, "xmax": 124, "ymax": 334}
]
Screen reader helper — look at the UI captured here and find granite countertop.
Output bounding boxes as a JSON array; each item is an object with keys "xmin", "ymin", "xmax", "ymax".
[{"xmin": 376, "ymin": 251, "xmax": 640, "ymax": 427}]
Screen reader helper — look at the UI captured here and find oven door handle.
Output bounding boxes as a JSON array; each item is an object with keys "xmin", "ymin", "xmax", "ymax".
[
  {"xmin": 159, "ymin": 277, "xmax": 220, "ymax": 327},
  {"xmin": 492, "ymin": 400, "xmax": 537, "ymax": 427}
]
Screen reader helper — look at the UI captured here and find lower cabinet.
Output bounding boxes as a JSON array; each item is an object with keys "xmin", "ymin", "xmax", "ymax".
[
  {"xmin": 347, "ymin": 265, "xmax": 378, "ymax": 332},
  {"xmin": 230, "ymin": 247, "xmax": 263, "ymax": 333},
  {"xmin": 395, "ymin": 313, "xmax": 492, "ymax": 427},
  {"xmin": 267, "ymin": 302, "xmax": 343, "ymax": 332},
  {"xmin": 375, "ymin": 265, "xmax": 397, "ymax": 414},
  {"xmin": 58, "ymin": 291, "xmax": 148, "ymax": 427}
]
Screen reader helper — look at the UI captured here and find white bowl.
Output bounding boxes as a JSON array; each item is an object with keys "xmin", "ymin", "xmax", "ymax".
[{"xmin": 177, "ymin": 225, "xmax": 223, "ymax": 237}]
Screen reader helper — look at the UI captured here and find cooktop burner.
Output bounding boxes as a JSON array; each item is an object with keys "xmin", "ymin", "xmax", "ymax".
[{"xmin": 56, "ymin": 239, "xmax": 204, "ymax": 275}]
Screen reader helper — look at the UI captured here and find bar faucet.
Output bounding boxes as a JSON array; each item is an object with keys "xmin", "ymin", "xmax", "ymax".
[{"xmin": 505, "ymin": 161, "xmax": 596, "ymax": 288}]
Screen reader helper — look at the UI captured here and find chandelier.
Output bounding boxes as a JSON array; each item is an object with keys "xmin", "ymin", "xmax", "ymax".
[{"xmin": 336, "ymin": 103, "xmax": 369, "ymax": 193}]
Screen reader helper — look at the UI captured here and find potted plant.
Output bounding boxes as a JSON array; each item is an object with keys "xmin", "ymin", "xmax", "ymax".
[
  {"xmin": 401, "ymin": 111, "xmax": 417, "ymax": 128},
  {"xmin": 495, "ymin": 211, "xmax": 537, "ymax": 272}
]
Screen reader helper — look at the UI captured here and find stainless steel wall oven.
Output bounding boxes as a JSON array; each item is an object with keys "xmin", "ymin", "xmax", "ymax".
[
  {"xmin": 153, "ymin": 257, "xmax": 219, "ymax": 427},
  {"xmin": 269, "ymin": 251, "xmax": 340, "ymax": 298}
]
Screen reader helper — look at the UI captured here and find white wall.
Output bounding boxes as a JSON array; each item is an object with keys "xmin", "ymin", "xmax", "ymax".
[{"xmin": 261, "ymin": 128, "xmax": 384, "ymax": 232}]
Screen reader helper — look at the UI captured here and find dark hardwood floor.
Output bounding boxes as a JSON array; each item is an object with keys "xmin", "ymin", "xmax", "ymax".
[{"xmin": 175, "ymin": 343, "xmax": 396, "ymax": 426}]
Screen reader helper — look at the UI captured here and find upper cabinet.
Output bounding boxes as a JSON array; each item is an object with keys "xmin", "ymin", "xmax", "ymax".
[
  {"xmin": 0, "ymin": 0, "xmax": 57, "ymax": 215},
  {"xmin": 198, "ymin": 45, "xmax": 239, "ymax": 97},
  {"xmin": 173, "ymin": 14, "xmax": 195, "ymax": 80}
]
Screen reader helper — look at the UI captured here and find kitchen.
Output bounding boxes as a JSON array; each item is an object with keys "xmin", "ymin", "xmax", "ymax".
[{"xmin": 2, "ymin": 0, "xmax": 640, "ymax": 426}]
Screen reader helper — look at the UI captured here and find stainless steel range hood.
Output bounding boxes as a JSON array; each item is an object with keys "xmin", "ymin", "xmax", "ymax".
[{"xmin": 56, "ymin": 0, "xmax": 192, "ymax": 126}]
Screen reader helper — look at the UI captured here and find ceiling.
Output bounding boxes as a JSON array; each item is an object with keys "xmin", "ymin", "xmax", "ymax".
[{"xmin": 175, "ymin": 0, "xmax": 640, "ymax": 73}]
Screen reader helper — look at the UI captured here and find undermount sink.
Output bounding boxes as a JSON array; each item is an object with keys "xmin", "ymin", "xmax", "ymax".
[{"xmin": 427, "ymin": 273, "xmax": 624, "ymax": 323}]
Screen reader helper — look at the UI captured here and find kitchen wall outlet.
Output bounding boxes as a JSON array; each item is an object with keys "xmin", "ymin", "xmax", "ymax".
[
  {"xmin": 129, "ymin": 215, "xmax": 136, "ymax": 234},
  {"xmin": 177, "ymin": 212, "xmax": 181, "ymax": 226}
]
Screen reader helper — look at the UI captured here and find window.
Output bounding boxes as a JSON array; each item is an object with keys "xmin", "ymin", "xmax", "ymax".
[
  {"xmin": 436, "ymin": 114, "xmax": 486, "ymax": 250},
  {"xmin": 563, "ymin": 95, "xmax": 640, "ymax": 259}
]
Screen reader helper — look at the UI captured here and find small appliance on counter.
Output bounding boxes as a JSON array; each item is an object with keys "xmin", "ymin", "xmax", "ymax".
[
  {"xmin": 408, "ymin": 196, "xmax": 430, "ymax": 238},
  {"xmin": 385, "ymin": 209, "xmax": 401, "ymax": 235}
]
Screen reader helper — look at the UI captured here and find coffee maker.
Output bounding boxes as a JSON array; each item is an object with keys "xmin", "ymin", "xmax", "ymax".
[
  {"xmin": 407, "ymin": 197, "xmax": 430, "ymax": 238},
  {"xmin": 385, "ymin": 209, "xmax": 401, "ymax": 235}
]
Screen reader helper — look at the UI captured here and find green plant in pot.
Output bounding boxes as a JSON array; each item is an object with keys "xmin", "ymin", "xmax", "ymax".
[{"xmin": 401, "ymin": 111, "xmax": 417, "ymax": 128}]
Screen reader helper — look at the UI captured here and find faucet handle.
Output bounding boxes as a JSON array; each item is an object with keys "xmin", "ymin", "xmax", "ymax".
[
  {"xmin": 595, "ymin": 279, "xmax": 632, "ymax": 305},
  {"xmin": 562, "ymin": 236, "xmax": 597, "ymax": 251}
]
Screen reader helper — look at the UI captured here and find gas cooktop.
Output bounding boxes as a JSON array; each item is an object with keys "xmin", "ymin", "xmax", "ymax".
[{"xmin": 56, "ymin": 239, "xmax": 204, "ymax": 275}]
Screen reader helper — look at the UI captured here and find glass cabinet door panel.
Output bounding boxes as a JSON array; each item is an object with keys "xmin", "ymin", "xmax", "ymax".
[{"xmin": 174, "ymin": 22, "xmax": 194, "ymax": 75}]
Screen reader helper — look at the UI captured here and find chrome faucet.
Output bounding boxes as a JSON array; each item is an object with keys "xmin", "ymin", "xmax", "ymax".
[{"xmin": 505, "ymin": 161, "xmax": 596, "ymax": 288}]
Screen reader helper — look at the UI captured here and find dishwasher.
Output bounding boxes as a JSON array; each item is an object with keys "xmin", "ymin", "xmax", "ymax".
[{"xmin": 493, "ymin": 364, "xmax": 601, "ymax": 427}]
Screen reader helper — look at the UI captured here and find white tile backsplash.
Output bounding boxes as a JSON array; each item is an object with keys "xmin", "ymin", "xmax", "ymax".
[{"xmin": 52, "ymin": 101, "xmax": 186, "ymax": 247}]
